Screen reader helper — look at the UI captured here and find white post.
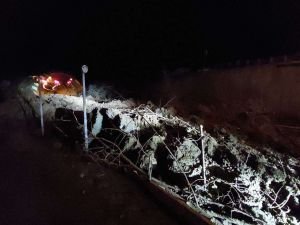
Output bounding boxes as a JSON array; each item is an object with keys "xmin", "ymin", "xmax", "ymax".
[
  {"xmin": 200, "ymin": 125, "xmax": 206, "ymax": 187},
  {"xmin": 148, "ymin": 156, "xmax": 153, "ymax": 181},
  {"xmin": 82, "ymin": 65, "xmax": 89, "ymax": 151},
  {"xmin": 38, "ymin": 77, "xmax": 44, "ymax": 136}
]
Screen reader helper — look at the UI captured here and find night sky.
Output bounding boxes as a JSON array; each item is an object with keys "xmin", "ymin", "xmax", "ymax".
[{"xmin": 1, "ymin": 0, "xmax": 300, "ymax": 81}]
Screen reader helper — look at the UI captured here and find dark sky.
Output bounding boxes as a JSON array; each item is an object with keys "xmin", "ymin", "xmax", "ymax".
[{"xmin": 1, "ymin": 0, "xmax": 300, "ymax": 80}]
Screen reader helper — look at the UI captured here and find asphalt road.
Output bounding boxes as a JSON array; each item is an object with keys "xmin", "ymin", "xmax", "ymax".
[{"xmin": 0, "ymin": 84, "xmax": 183, "ymax": 225}]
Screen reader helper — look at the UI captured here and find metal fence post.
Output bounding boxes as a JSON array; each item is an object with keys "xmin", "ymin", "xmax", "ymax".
[
  {"xmin": 38, "ymin": 77, "xmax": 45, "ymax": 136},
  {"xmin": 82, "ymin": 65, "xmax": 89, "ymax": 151}
]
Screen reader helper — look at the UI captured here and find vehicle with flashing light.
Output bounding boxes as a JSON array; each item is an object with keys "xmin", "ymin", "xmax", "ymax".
[{"xmin": 32, "ymin": 72, "xmax": 82, "ymax": 96}]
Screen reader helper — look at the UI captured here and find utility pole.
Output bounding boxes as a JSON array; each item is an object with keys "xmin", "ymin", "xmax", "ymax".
[
  {"xmin": 82, "ymin": 65, "xmax": 89, "ymax": 151},
  {"xmin": 38, "ymin": 77, "xmax": 44, "ymax": 136}
]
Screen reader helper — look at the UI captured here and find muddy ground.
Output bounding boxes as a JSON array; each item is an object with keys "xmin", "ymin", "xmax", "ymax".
[{"xmin": 0, "ymin": 83, "xmax": 186, "ymax": 225}]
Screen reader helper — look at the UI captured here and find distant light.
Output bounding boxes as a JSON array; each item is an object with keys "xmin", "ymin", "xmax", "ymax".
[
  {"xmin": 54, "ymin": 80, "xmax": 60, "ymax": 85},
  {"xmin": 31, "ymin": 84, "xmax": 38, "ymax": 91},
  {"xmin": 66, "ymin": 78, "xmax": 73, "ymax": 86}
]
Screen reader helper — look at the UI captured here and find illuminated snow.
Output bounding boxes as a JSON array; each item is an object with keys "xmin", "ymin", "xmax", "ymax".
[{"xmin": 18, "ymin": 78, "xmax": 300, "ymax": 225}]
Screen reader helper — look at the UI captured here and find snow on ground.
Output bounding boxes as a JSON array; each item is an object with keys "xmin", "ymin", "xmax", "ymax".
[{"xmin": 18, "ymin": 78, "xmax": 300, "ymax": 225}]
